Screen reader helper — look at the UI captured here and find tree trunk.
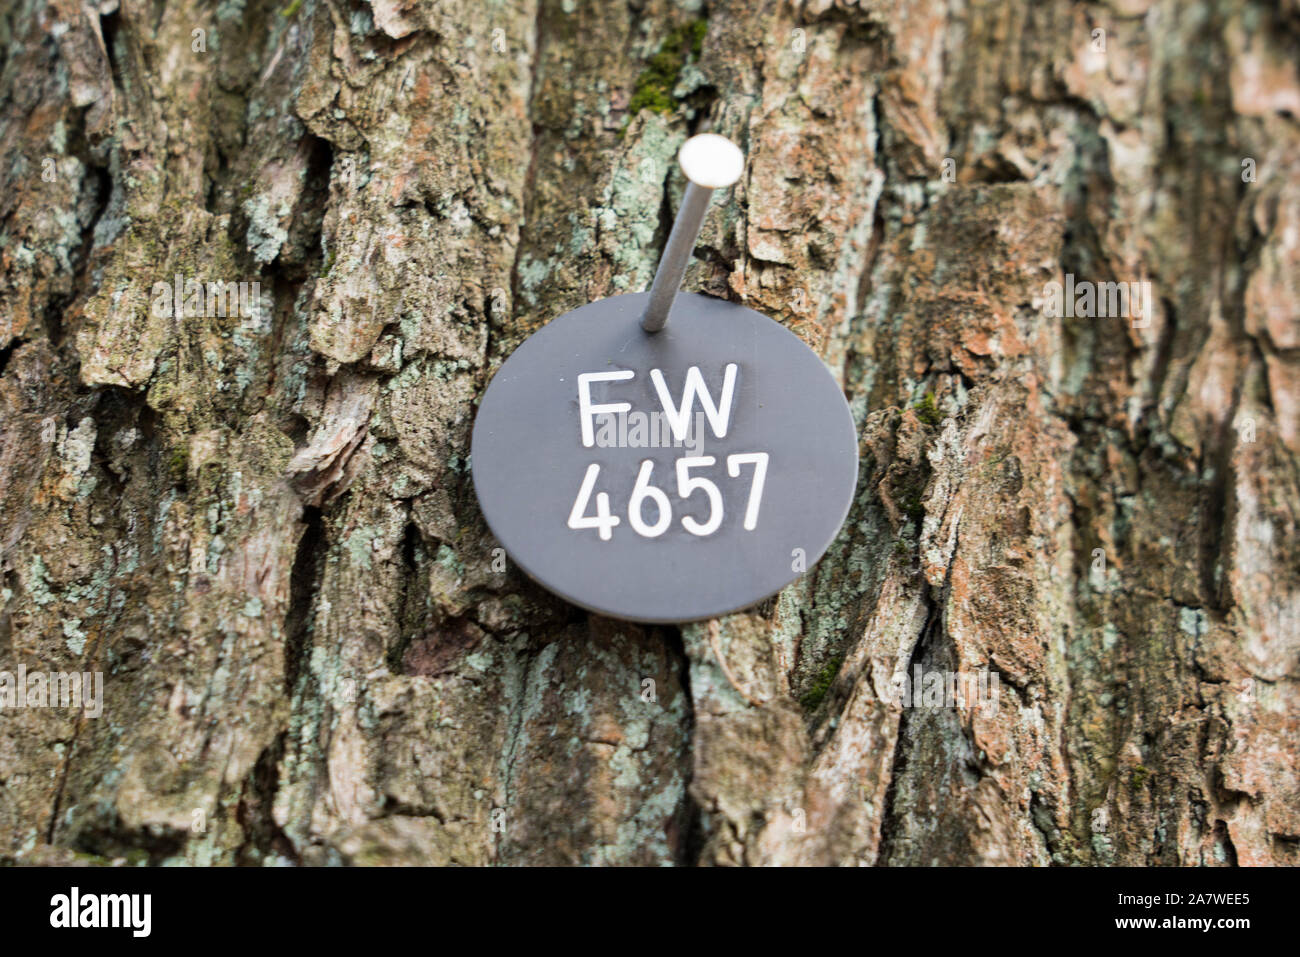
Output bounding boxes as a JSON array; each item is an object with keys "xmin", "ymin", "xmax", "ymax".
[{"xmin": 1, "ymin": 0, "xmax": 1297, "ymax": 866}]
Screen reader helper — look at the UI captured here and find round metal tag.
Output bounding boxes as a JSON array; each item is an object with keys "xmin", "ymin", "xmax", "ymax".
[{"xmin": 471, "ymin": 291, "xmax": 858, "ymax": 623}]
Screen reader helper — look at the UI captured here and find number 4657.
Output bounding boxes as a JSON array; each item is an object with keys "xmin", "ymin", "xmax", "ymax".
[{"xmin": 567, "ymin": 454, "xmax": 769, "ymax": 540}]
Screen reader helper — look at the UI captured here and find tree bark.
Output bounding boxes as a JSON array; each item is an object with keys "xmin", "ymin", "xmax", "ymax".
[{"xmin": 1, "ymin": 0, "xmax": 1297, "ymax": 866}]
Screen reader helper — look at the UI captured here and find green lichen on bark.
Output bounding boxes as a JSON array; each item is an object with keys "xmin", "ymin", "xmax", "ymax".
[
  {"xmin": 798, "ymin": 654, "xmax": 844, "ymax": 711},
  {"xmin": 913, "ymin": 393, "xmax": 943, "ymax": 428},
  {"xmin": 627, "ymin": 18, "xmax": 708, "ymax": 118}
]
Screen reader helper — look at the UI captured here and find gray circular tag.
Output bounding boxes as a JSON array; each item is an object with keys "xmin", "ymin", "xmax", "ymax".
[{"xmin": 471, "ymin": 291, "xmax": 858, "ymax": 623}]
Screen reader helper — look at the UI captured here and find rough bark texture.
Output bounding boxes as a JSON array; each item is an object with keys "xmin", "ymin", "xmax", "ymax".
[{"xmin": 1, "ymin": 0, "xmax": 1297, "ymax": 866}]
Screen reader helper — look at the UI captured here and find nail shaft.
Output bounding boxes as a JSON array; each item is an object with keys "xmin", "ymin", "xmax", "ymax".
[{"xmin": 641, "ymin": 181, "xmax": 714, "ymax": 333}]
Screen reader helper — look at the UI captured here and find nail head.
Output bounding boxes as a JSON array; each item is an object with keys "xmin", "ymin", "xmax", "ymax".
[{"xmin": 678, "ymin": 133, "xmax": 744, "ymax": 189}]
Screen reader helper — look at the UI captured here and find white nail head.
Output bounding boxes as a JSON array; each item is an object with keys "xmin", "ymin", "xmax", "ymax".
[{"xmin": 677, "ymin": 133, "xmax": 744, "ymax": 189}]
